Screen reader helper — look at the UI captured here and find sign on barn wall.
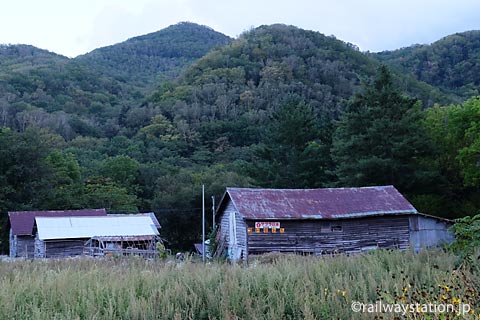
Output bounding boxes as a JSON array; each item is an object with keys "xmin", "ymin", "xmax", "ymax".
[{"xmin": 255, "ymin": 222, "xmax": 280, "ymax": 229}]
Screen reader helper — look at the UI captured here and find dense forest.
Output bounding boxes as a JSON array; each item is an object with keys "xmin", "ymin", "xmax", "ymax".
[
  {"xmin": 0, "ymin": 23, "xmax": 479, "ymax": 252},
  {"xmin": 374, "ymin": 30, "xmax": 480, "ymax": 99}
]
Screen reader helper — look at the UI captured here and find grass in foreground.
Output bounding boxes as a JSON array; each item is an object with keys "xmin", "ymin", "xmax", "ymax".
[{"xmin": 0, "ymin": 250, "xmax": 478, "ymax": 319}]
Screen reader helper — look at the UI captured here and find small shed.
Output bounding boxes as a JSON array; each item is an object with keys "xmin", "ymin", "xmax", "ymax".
[
  {"xmin": 215, "ymin": 186, "xmax": 454, "ymax": 261},
  {"xmin": 35, "ymin": 215, "xmax": 160, "ymax": 258},
  {"xmin": 8, "ymin": 209, "xmax": 107, "ymax": 258}
]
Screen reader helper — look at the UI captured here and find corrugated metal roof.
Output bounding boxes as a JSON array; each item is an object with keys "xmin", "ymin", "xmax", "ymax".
[
  {"xmin": 35, "ymin": 216, "xmax": 159, "ymax": 240},
  {"xmin": 8, "ymin": 209, "xmax": 107, "ymax": 236},
  {"xmin": 107, "ymin": 212, "xmax": 161, "ymax": 229},
  {"xmin": 223, "ymin": 185, "xmax": 418, "ymax": 220}
]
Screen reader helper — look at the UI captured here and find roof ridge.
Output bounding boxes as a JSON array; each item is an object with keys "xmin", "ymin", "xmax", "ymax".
[{"xmin": 226, "ymin": 185, "xmax": 395, "ymax": 192}]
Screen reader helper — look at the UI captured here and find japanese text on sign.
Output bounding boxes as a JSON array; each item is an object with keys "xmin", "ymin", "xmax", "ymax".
[{"xmin": 255, "ymin": 221, "xmax": 280, "ymax": 229}]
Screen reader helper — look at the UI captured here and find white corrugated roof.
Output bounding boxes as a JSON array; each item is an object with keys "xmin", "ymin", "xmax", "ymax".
[{"xmin": 35, "ymin": 215, "xmax": 159, "ymax": 240}]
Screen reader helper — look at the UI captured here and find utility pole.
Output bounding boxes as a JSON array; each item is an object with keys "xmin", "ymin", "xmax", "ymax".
[
  {"xmin": 212, "ymin": 195, "xmax": 215, "ymax": 227},
  {"xmin": 202, "ymin": 184, "xmax": 205, "ymax": 263}
]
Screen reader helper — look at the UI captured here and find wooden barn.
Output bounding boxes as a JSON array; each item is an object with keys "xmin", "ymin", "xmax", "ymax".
[
  {"xmin": 35, "ymin": 215, "xmax": 160, "ymax": 258},
  {"xmin": 215, "ymin": 186, "xmax": 454, "ymax": 261},
  {"xmin": 8, "ymin": 209, "xmax": 107, "ymax": 258}
]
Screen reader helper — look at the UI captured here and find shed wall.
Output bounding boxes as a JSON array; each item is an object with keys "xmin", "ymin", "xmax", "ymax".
[
  {"xmin": 409, "ymin": 216, "xmax": 454, "ymax": 252},
  {"xmin": 34, "ymin": 235, "xmax": 45, "ymax": 258},
  {"xmin": 246, "ymin": 216, "xmax": 411, "ymax": 255},
  {"xmin": 9, "ymin": 229, "xmax": 15, "ymax": 258},
  {"xmin": 217, "ymin": 199, "xmax": 247, "ymax": 260},
  {"xmin": 234, "ymin": 209, "xmax": 248, "ymax": 260},
  {"xmin": 218, "ymin": 200, "xmax": 232, "ymax": 245},
  {"xmin": 14, "ymin": 236, "xmax": 35, "ymax": 258},
  {"xmin": 43, "ymin": 239, "xmax": 86, "ymax": 258}
]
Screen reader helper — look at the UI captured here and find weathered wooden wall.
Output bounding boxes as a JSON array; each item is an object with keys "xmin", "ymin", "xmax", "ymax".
[
  {"xmin": 43, "ymin": 240, "xmax": 87, "ymax": 258},
  {"xmin": 409, "ymin": 216, "xmax": 454, "ymax": 252},
  {"xmin": 9, "ymin": 229, "xmax": 15, "ymax": 257},
  {"xmin": 12, "ymin": 236, "xmax": 35, "ymax": 258},
  {"xmin": 218, "ymin": 200, "xmax": 232, "ymax": 245},
  {"xmin": 34, "ymin": 235, "xmax": 45, "ymax": 258},
  {"xmin": 234, "ymin": 209, "xmax": 248, "ymax": 260},
  {"xmin": 246, "ymin": 216, "xmax": 411, "ymax": 255},
  {"xmin": 218, "ymin": 199, "xmax": 248, "ymax": 261}
]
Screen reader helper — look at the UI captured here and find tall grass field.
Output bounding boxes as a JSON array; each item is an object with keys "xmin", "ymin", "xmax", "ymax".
[{"xmin": 0, "ymin": 250, "xmax": 478, "ymax": 319}]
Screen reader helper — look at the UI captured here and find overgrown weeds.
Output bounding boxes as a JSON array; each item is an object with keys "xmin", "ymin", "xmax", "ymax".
[{"xmin": 0, "ymin": 250, "xmax": 477, "ymax": 319}]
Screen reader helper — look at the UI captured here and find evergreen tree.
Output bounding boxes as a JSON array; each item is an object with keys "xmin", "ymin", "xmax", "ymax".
[
  {"xmin": 331, "ymin": 66, "xmax": 434, "ymax": 192},
  {"xmin": 250, "ymin": 96, "xmax": 333, "ymax": 188}
]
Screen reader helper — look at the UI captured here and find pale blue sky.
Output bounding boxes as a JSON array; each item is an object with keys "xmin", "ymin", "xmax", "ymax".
[{"xmin": 1, "ymin": 0, "xmax": 479, "ymax": 58}]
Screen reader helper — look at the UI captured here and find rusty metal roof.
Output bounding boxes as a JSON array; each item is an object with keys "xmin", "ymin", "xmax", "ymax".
[
  {"xmin": 8, "ymin": 209, "xmax": 107, "ymax": 236},
  {"xmin": 222, "ymin": 186, "xmax": 418, "ymax": 220},
  {"xmin": 91, "ymin": 235, "xmax": 155, "ymax": 242}
]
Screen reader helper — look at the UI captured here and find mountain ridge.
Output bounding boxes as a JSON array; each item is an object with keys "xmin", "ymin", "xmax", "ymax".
[
  {"xmin": 75, "ymin": 22, "xmax": 232, "ymax": 88},
  {"xmin": 0, "ymin": 23, "xmax": 478, "ymax": 142}
]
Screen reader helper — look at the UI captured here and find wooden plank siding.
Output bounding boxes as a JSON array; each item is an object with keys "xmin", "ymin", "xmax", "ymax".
[
  {"xmin": 218, "ymin": 199, "xmax": 233, "ymax": 245},
  {"xmin": 14, "ymin": 236, "xmax": 35, "ymax": 258},
  {"xmin": 235, "ymin": 209, "xmax": 248, "ymax": 261},
  {"xmin": 9, "ymin": 229, "xmax": 15, "ymax": 257},
  {"xmin": 245, "ymin": 216, "xmax": 410, "ymax": 255},
  {"xmin": 217, "ymin": 199, "xmax": 248, "ymax": 261},
  {"xmin": 43, "ymin": 240, "xmax": 87, "ymax": 258},
  {"xmin": 34, "ymin": 236, "xmax": 45, "ymax": 258}
]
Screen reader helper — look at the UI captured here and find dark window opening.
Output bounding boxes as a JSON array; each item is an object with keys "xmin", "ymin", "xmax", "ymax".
[{"xmin": 331, "ymin": 225, "xmax": 343, "ymax": 232}]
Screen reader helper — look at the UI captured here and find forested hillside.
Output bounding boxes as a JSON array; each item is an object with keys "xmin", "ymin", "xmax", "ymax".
[
  {"xmin": 0, "ymin": 23, "xmax": 231, "ymax": 140},
  {"xmin": 76, "ymin": 22, "xmax": 232, "ymax": 88},
  {"xmin": 375, "ymin": 30, "xmax": 480, "ymax": 99},
  {"xmin": 148, "ymin": 24, "xmax": 451, "ymax": 150},
  {"xmin": 0, "ymin": 44, "xmax": 129, "ymax": 139},
  {"xmin": 0, "ymin": 23, "xmax": 479, "ymax": 253}
]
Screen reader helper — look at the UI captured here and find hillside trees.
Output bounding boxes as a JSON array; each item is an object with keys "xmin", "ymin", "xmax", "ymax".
[
  {"xmin": 374, "ymin": 31, "xmax": 480, "ymax": 99},
  {"xmin": 0, "ymin": 128, "xmax": 56, "ymax": 212},
  {"xmin": 423, "ymin": 97, "xmax": 480, "ymax": 217},
  {"xmin": 249, "ymin": 96, "xmax": 333, "ymax": 188},
  {"xmin": 331, "ymin": 66, "xmax": 435, "ymax": 195},
  {"xmin": 43, "ymin": 151, "xmax": 84, "ymax": 209}
]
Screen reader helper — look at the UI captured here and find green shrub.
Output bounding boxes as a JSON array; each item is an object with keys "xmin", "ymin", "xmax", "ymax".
[{"xmin": 449, "ymin": 214, "xmax": 480, "ymax": 264}]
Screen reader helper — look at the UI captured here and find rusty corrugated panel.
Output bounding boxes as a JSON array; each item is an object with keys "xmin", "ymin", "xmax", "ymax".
[
  {"xmin": 91, "ymin": 235, "xmax": 155, "ymax": 242},
  {"xmin": 8, "ymin": 209, "xmax": 108, "ymax": 236},
  {"xmin": 226, "ymin": 185, "xmax": 417, "ymax": 220}
]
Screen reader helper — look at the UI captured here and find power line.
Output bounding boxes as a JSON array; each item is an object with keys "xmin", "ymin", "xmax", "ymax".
[{"xmin": 155, "ymin": 207, "xmax": 203, "ymax": 213}]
